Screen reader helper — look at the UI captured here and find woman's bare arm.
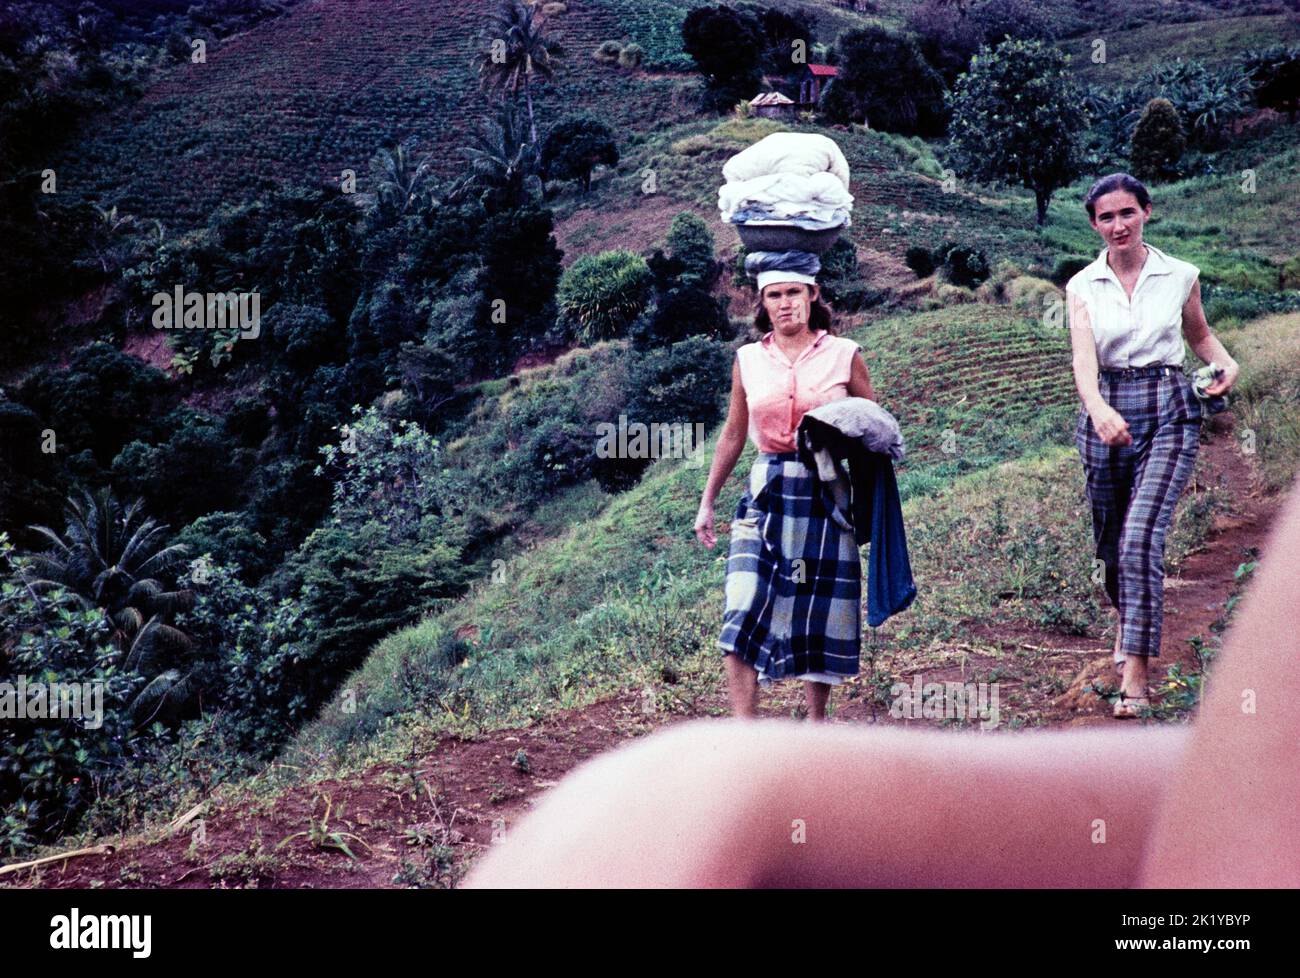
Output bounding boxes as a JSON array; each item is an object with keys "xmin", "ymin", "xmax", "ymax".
[
  {"xmin": 703, "ymin": 356, "xmax": 748, "ymax": 508},
  {"xmin": 1068, "ymin": 291, "xmax": 1131, "ymax": 446},
  {"xmin": 847, "ymin": 349, "xmax": 876, "ymax": 401},
  {"xmin": 695, "ymin": 356, "xmax": 748, "ymax": 548},
  {"xmin": 461, "ymin": 717, "xmax": 1188, "ymax": 888},
  {"xmin": 1179, "ymin": 279, "xmax": 1239, "ymax": 396},
  {"xmin": 1068, "ymin": 291, "xmax": 1105, "ymax": 414}
]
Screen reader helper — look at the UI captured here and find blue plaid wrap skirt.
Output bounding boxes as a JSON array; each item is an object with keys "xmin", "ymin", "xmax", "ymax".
[{"xmin": 717, "ymin": 451, "xmax": 862, "ymax": 684}]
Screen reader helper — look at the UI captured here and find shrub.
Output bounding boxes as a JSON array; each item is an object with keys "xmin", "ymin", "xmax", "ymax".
[
  {"xmin": 14, "ymin": 343, "xmax": 172, "ymax": 473},
  {"xmin": 110, "ymin": 410, "xmax": 251, "ymax": 528},
  {"xmin": 541, "ymin": 115, "xmax": 619, "ymax": 193},
  {"xmin": 0, "ymin": 535, "xmax": 153, "ymax": 856},
  {"xmin": 1005, "ymin": 276, "xmax": 1062, "ymax": 313},
  {"xmin": 625, "ymin": 336, "xmax": 730, "ymax": 430},
  {"xmin": 272, "ymin": 409, "xmax": 484, "ymax": 719},
  {"xmin": 0, "ymin": 399, "xmax": 66, "ymax": 542},
  {"xmin": 1281, "ymin": 256, "xmax": 1300, "ymax": 291},
  {"xmin": 173, "ymin": 511, "xmax": 272, "ymax": 582},
  {"xmin": 664, "ymin": 211, "xmax": 718, "ymax": 289},
  {"xmin": 937, "ymin": 243, "xmax": 990, "ymax": 288},
  {"xmin": 477, "ymin": 204, "xmax": 565, "ymax": 365},
  {"xmin": 1201, "ymin": 284, "xmax": 1300, "ymax": 326},
  {"xmin": 906, "ymin": 245, "xmax": 937, "ymax": 278},
  {"xmin": 619, "ymin": 43, "xmax": 644, "ymax": 69},
  {"xmin": 1241, "ymin": 44, "xmax": 1300, "ymax": 121},
  {"xmin": 681, "ymin": 6, "xmax": 765, "ymax": 112},
  {"xmin": 173, "ymin": 559, "xmax": 317, "ymax": 757},
  {"xmin": 594, "ymin": 40, "xmax": 623, "ymax": 65},
  {"xmin": 266, "ymin": 303, "xmax": 341, "ymax": 370},
  {"xmin": 1130, "ymin": 98, "xmax": 1187, "ymax": 183},
  {"xmin": 936, "ymin": 283, "xmax": 976, "ymax": 305},
  {"xmin": 1135, "ymin": 59, "xmax": 1254, "ymax": 150},
  {"xmin": 820, "ymin": 25, "xmax": 948, "ymax": 136},
  {"xmin": 816, "ymin": 235, "xmax": 859, "ymax": 282},
  {"xmin": 632, "ymin": 287, "xmax": 732, "ymax": 349},
  {"xmin": 974, "ymin": 259, "xmax": 1024, "ymax": 303},
  {"xmin": 1051, "ymin": 255, "xmax": 1092, "ymax": 286},
  {"xmin": 556, "ymin": 249, "xmax": 654, "ymax": 344},
  {"xmin": 591, "ymin": 337, "xmax": 731, "ymax": 491},
  {"xmin": 878, "ymin": 132, "xmax": 947, "ymax": 179}
]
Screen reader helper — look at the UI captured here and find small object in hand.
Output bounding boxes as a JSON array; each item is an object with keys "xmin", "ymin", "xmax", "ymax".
[{"xmin": 1190, "ymin": 362, "xmax": 1228, "ymax": 415}]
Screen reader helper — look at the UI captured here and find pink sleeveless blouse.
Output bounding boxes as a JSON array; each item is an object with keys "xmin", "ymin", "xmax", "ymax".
[{"xmin": 737, "ymin": 328, "xmax": 860, "ymax": 454}]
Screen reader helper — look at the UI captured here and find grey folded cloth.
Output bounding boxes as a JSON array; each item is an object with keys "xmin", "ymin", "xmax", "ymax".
[
  {"xmin": 803, "ymin": 396, "xmax": 906, "ymax": 462},
  {"xmin": 743, "ymin": 249, "xmax": 821, "ymax": 281},
  {"xmin": 1190, "ymin": 362, "xmax": 1228, "ymax": 414}
]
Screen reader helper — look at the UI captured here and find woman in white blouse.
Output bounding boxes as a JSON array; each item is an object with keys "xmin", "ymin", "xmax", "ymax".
[{"xmin": 1066, "ymin": 173, "xmax": 1239, "ymax": 717}]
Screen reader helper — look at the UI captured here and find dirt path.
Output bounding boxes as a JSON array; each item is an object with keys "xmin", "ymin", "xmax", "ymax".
[{"xmin": 7, "ymin": 410, "xmax": 1281, "ymax": 889}]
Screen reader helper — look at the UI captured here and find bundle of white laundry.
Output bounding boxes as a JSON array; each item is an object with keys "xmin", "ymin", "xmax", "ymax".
[{"xmin": 718, "ymin": 131, "xmax": 853, "ymax": 230}]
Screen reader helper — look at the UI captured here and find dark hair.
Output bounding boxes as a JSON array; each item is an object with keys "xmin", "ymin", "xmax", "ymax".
[
  {"xmin": 1084, "ymin": 172, "xmax": 1152, "ymax": 220},
  {"xmin": 752, "ymin": 282, "xmax": 836, "ymax": 336}
]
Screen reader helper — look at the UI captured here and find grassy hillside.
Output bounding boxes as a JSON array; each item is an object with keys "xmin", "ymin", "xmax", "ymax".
[
  {"xmin": 288, "ymin": 296, "xmax": 1300, "ymax": 768},
  {"xmin": 1067, "ymin": 13, "xmax": 1300, "ymax": 84}
]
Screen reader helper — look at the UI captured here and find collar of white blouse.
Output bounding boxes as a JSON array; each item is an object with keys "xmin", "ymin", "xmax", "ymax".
[{"xmin": 1087, "ymin": 242, "xmax": 1173, "ymax": 306}]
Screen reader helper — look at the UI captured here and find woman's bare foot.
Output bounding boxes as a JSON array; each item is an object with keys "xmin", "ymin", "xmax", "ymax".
[{"xmin": 1115, "ymin": 653, "xmax": 1151, "ymax": 718}]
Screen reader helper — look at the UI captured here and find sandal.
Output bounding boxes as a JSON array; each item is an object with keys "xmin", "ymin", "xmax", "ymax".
[{"xmin": 1113, "ymin": 690, "xmax": 1150, "ymax": 719}]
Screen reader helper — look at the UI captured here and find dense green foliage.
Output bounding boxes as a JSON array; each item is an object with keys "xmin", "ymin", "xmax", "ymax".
[
  {"xmin": 541, "ymin": 114, "xmax": 620, "ymax": 193},
  {"xmin": 556, "ymin": 249, "xmax": 655, "ymax": 344},
  {"xmin": 945, "ymin": 38, "xmax": 1088, "ymax": 225},
  {"xmin": 0, "ymin": 536, "xmax": 151, "ymax": 855},
  {"xmin": 1131, "ymin": 98, "xmax": 1189, "ymax": 183},
  {"xmin": 821, "ymin": 25, "xmax": 948, "ymax": 136},
  {"xmin": 681, "ymin": 5, "xmax": 765, "ymax": 112}
]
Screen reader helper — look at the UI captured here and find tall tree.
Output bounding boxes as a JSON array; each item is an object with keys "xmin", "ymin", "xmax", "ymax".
[
  {"xmin": 945, "ymin": 38, "xmax": 1086, "ymax": 226},
  {"xmin": 540, "ymin": 114, "xmax": 618, "ymax": 194},
  {"xmin": 681, "ymin": 5, "xmax": 764, "ymax": 113},
  {"xmin": 458, "ymin": 96, "xmax": 542, "ymax": 213},
  {"xmin": 475, "ymin": 0, "xmax": 563, "ymax": 145}
]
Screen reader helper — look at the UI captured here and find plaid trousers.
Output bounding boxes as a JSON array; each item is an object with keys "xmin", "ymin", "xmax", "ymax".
[
  {"xmin": 718, "ymin": 451, "xmax": 862, "ymax": 684},
  {"xmin": 1074, "ymin": 365, "xmax": 1202, "ymax": 658}
]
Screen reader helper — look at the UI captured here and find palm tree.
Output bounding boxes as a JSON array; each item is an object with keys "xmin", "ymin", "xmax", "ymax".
[
  {"xmin": 90, "ymin": 204, "xmax": 137, "ymax": 275},
  {"xmin": 22, "ymin": 488, "xmax": 195, "ymax": 724},
  {"xmin": 365, "ymin": 136, "xmax": 437, "ymax": 223},
  {"xmin": 456, "ymin": 96, "xmax": 543, "ymax": 211},
  {"xmin": 474, "ymin": 0, "xmax": 563, "ymax": 146}
]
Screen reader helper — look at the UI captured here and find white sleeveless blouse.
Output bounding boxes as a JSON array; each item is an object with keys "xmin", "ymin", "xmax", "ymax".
[{"xmin": 1066, "ymin": 242, "xmax": 1199, "ymax": 370}]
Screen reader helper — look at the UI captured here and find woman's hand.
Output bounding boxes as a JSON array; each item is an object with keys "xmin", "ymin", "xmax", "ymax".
[
  {"xmin": 1203, "ymin": 359, "xmax": 1239, "ymax": 397},
  {"xmin": 694, "ymin": 500, "xmax": 717, "ymax": 548},
  {"xmin": 1089, "ymin": 399, "xmax": 1132, "ymax": 447}
]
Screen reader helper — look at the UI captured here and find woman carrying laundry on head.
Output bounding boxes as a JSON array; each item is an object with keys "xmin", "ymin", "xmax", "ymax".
[
  {"xmin": 693, "ymin": 254, "xmax": 915, "ymax": 722},
  {"xmin": 1066, "ymin": 172, "xmax": 1240, "ymax": 718}
]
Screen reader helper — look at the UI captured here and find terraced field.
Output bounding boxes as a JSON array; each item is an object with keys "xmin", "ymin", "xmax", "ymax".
[
  {"xmin": 54, "ymin": 0, "xmax": 691, "ymax": 228},
  {"xmin": 852, "ymin": 304, "xmax": 1078, "ymax": 487}
]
